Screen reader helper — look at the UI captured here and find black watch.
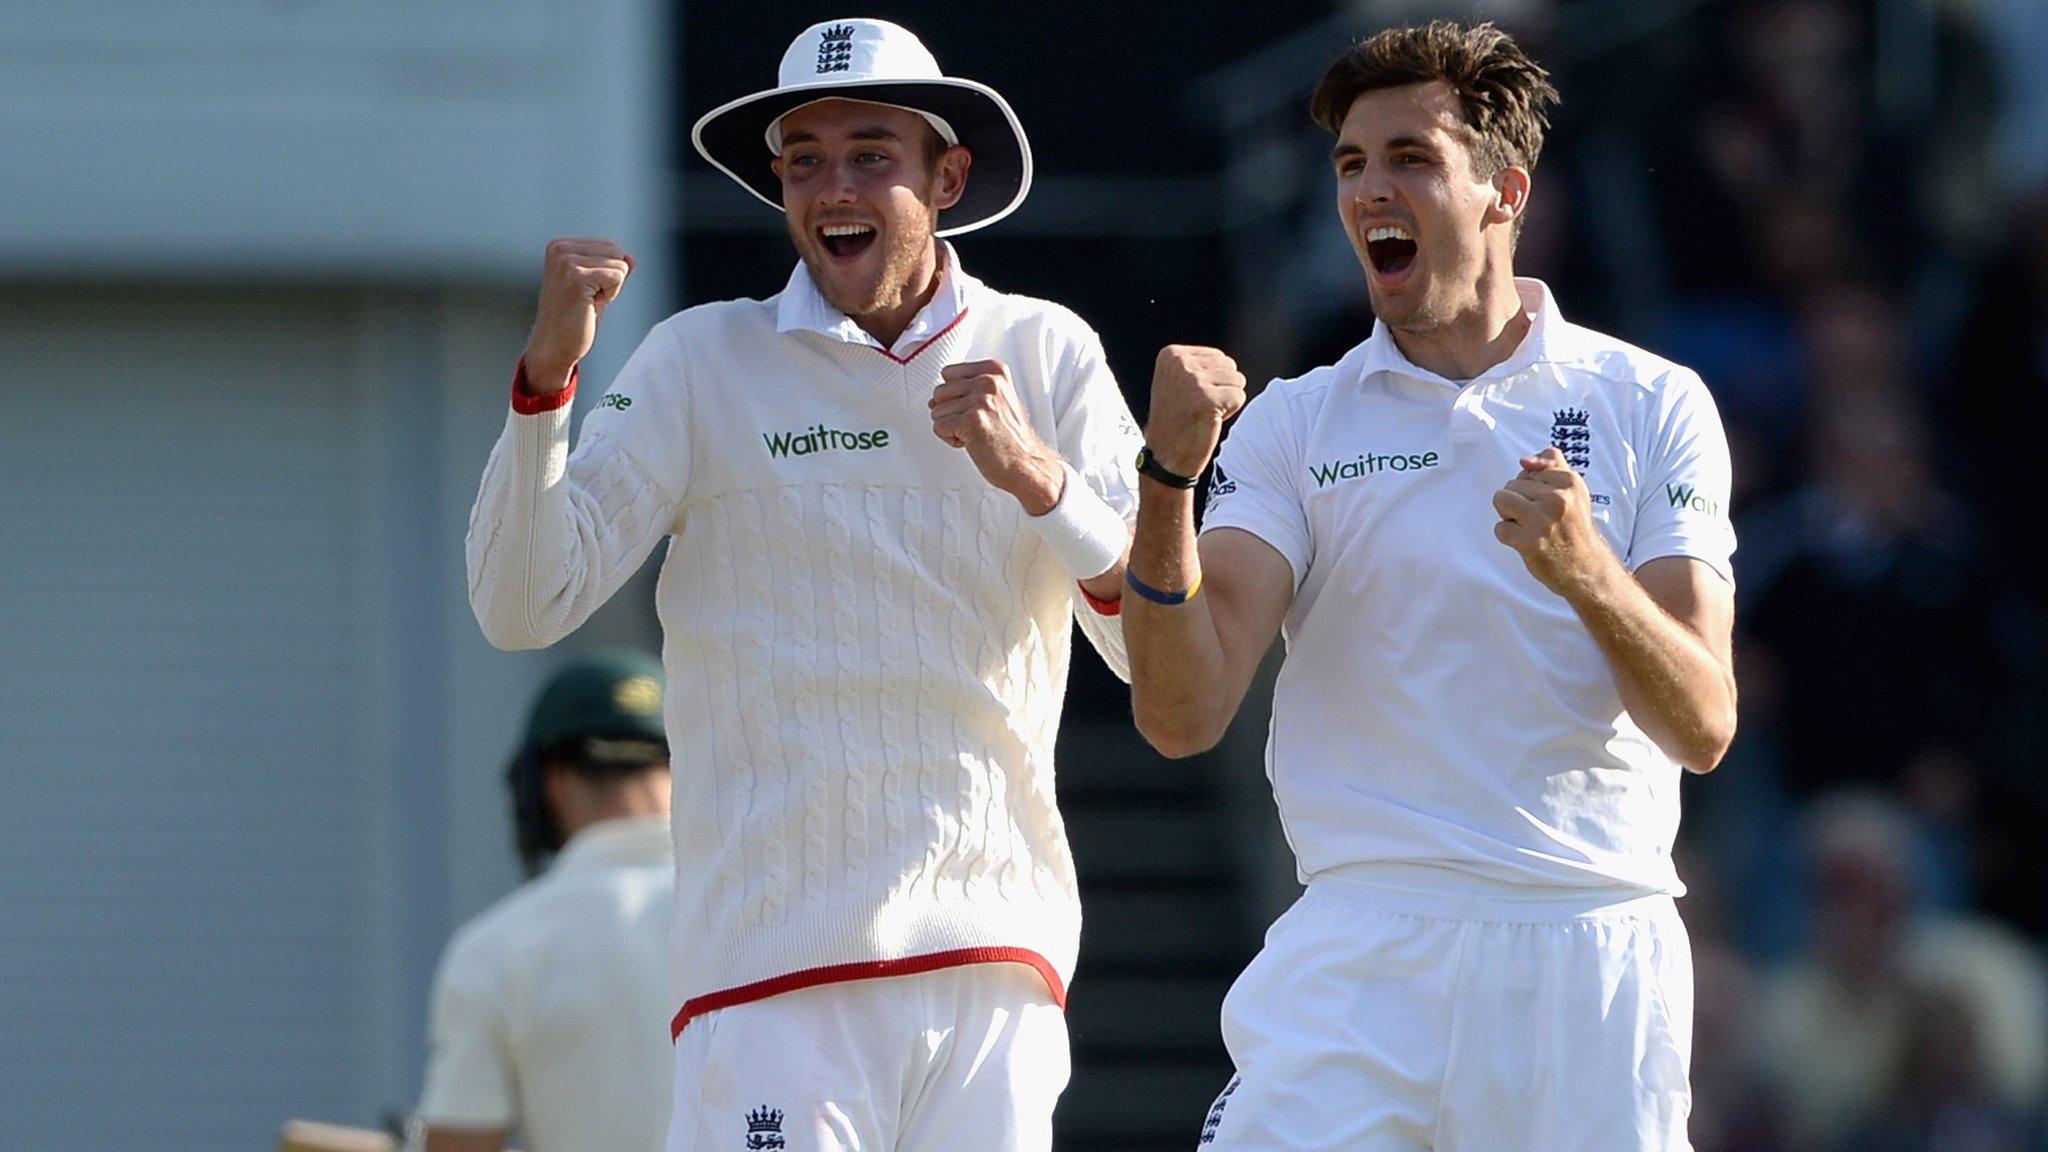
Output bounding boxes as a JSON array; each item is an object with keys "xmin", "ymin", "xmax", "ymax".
[{"xmin": 1135, "ymin": 446, "xmax": 1203, "ymax": 490}]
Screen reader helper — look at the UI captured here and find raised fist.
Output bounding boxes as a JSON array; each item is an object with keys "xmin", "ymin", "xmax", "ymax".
[
  {"xmin": 930, "ymin": 359, "xmax": 1062, "ymax": 511},
  {"xmin": 521, "ymin": 237, "xmax": 634, "ymax": 394},
  {"xmin": 1491, "ymin": 447, "xmax": 1603, "ymax": 597},
  {"xmin": 1144, "ymin": 345, "xmax": 1246, "ymax": 479}
]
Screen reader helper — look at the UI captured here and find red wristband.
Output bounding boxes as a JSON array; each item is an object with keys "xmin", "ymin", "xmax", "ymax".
[
  {"xmin": 511, "ymin": 358, "xmax": 579, "ymax": 415},
  {"xmin": 1079, "ymin": 583, "xmax": 1122, "ymax": 617}
]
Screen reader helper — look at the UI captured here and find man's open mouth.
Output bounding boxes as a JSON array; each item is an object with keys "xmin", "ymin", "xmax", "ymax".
[
  {"xmin": 819, "ymin": 222, "xmax": 878, "ymax": 259},
  {"xmin": 1365, "ymin": 225, "xmax": 1417, "ymax": 275}
]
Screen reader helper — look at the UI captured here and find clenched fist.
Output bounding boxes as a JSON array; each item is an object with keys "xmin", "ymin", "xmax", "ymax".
[
  {"xmin": 1491, "ymin": 447, "xmax": 1608, "ymax": 597},
  {"xmin": 521, "ymin": 237, "xmax": 634, "ymax": 394},
  {"xmin": 930, "ymin": 359, "xmax": 1064, "ymax": 514},
  {"xmin": 1144, "ymin": 345, "xmax": 1247, "ymax": 479}
]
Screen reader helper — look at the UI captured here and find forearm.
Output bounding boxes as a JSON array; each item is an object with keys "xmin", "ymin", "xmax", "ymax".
[
  {"xmin": 466, "ymin": 405, "xmax": 666, "ymax": 651},
  {"xmin": 1124, "ymin": 481, "xmax": 1235, "ymax": 757},
  {"xmin": 1077, "ymin": 556, "xmax": 1127, "ymax": 602},
  {"xmin": 1564, "ymin": 558, "xmax": 1737, "ymax": 772}
]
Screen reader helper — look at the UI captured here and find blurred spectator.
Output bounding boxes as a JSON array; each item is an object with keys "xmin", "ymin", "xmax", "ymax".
[
  {"xmin": 1653, "ymin": 0, "xmax": 1917, "ymax": 298},
  {"xmin": 1739, "ymin": 302, "xmax": 1998, "ymax": 802},
  {"xmin": 1947, "ymin": 184, "xmax": 2048, "ymax": 612},
  {"xmin": 1679, "ymin": 855, "xmax": 1797, "ymax": 1152},
  {"xmin": 1843, "ymin": 987, "xmax": 2040, "ymax": 1152},
  {"xmin": 1939, "ymin": 184, "xmax": 2048, "ymax": 940},
  {"xmin": 1758, "ymin": 792, "xmax": 2048, "ymax": 1150}
]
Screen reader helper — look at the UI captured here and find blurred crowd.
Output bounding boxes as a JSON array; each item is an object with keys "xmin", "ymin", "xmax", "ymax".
[
  {"xmin": 1267, "ymin": 1, "xmax": 2048, "ymax": 1148},
  {"xmin": 1575, "ymin": 1, "xmax": 2048, "ymax": 1149}
]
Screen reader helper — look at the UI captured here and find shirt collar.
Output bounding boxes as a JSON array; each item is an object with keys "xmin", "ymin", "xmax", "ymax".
[
  {"xmin": 1354, "ymin": 277, "xmax": 1575, "ymax": 389},
  {"xmin": 549, "ymin": 813, "xmax": 672, "ymax": 876},
  {"xmin": 776, "ymin": 240, "xmax": 980, "ymax": 358}
]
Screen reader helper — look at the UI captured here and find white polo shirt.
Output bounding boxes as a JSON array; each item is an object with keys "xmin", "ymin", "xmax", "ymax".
[
  {"xmin": 1203, "ymin": 279, "xmax": 1735, "ymax": 899},
  {"xmin": 417, "ymin": 815, "xmax": 675, "ymax": 1152}
]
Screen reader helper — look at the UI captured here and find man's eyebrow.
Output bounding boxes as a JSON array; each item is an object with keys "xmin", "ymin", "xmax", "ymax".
[
  {"xmin": 1333, "ymin": 133, "xmax": 1442, "ymax": 162},
  {"xmin": 783, "ymin": 126, "xmax": 905, "ymax": 146}
]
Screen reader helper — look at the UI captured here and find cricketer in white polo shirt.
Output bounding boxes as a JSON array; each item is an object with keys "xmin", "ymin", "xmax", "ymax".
[{"xmin": 1123, "ymin": 22, "xmax": 1737, "ymax": 1152}]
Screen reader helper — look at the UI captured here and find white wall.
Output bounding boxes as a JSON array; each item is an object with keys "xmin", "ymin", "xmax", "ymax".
[{"xmin": 0, "ymin": 3, "xmax": 675, "ymax": 1146}]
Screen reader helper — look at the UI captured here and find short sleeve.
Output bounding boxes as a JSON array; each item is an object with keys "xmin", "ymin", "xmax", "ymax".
[
  {"xmin": 1200, "ymin": 383, "xmax": 1311, "ymax": 587},
  {"xmin": 415, "ymin": 933, "xmax": 517, "ymax": 1128},
  {"xmin": 1628, "ymin": 368, "xmax": 1737, "ymax": 583}
]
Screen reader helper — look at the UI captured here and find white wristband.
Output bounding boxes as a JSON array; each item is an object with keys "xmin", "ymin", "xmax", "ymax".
[{"xmin": 1026, "ymin": 463, "xmax": 1131, "ymax": 580}]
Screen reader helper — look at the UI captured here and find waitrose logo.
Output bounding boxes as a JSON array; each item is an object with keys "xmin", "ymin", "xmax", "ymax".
[
  {"xmin": 764, "ymin": 423, "xmax": 892, "ymax": 458},
  {"xmin": 1665, "ymin": 483, "xmax": 1725, "ymax": 518},
  {"xmin": 1309, "ymin": 449, "xmax": 1441, "ymax": 488}
]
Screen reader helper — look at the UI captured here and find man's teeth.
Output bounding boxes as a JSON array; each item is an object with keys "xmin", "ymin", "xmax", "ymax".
[
  {"xmin": 1367, "ymin": 226, "xmax": 1412, "ymax": 243},
  {"xmin": 821, "ymin": 224, "xmax": 875, "ymax": 238}
]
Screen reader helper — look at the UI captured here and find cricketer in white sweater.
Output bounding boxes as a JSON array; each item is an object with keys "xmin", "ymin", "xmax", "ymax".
[{"xmin": 467, "ymin": 249, "xmax": 1141, "ymax": 1037}]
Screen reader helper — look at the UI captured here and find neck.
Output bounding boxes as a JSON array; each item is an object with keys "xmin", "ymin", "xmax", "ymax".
[
  {"xmin": 557, "ymin": 775, "xmax": 669, "ymax": 842},
  {"xmin": 852, "ymin": 243, "xmax": 944, "ymax": 347},
  {"xmin": 1388, "ymin": 266, "xmax": 1529, "ymax": 381}
]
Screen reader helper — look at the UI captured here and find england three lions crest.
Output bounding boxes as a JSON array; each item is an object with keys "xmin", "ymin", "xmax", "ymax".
[
  {"xmin": 745, "ymin": 1106, "xmax": 786, "ymax": 1150},
  {"xmin": 1550, "ymin": 407, "xmax": 1591, "ymax": 473},
  {"xmin": 815, "ymin": 24, "xmax": 855, "ymax": 73}
]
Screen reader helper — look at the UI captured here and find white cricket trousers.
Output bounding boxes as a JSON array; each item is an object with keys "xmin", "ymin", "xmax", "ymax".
[
  {"xmin": 1201, "ymin": 875, "xmax": 1694, "ymax": 1152},
  {"xmin": 666, "ymin": 963, "xmax": 1069, "ymax": 1152}
]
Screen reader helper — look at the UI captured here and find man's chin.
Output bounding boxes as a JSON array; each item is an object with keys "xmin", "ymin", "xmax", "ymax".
[
  {"xmin": 800, "ymin": 256, "xmax": 882, "ymax": 316},
  {"xmin": 1365, "ymin": 288, "xmax": 1417, "ymax": 328},
  {"xmin": 819, "ymin": 280, "xmax": 887, "ymax": 320}
]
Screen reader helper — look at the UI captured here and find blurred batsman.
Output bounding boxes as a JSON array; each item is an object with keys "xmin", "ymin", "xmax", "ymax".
[
  {"xmin": 413, "ymin": 651, "xmax": 674, "ymax": 1152},
  {"xmin": 465, "ymin": 16, "xmax": 1143, "ymax": 1152},
  {"xmin": 1123, "ymin": 21, "xmax": 1738, "ymax": 1152}
]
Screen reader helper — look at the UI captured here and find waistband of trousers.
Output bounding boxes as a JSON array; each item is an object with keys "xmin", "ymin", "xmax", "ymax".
[{"xmin": 1309, "ymin": 861, "xmax": 1680, "ymax": 923}]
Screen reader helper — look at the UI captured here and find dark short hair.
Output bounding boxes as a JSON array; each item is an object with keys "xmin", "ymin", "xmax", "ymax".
[{"xmin": 1310, "ymin": 20, "xmax": 1559, "ymax": 178}]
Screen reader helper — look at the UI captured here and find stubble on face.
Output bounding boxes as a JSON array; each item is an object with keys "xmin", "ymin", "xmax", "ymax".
[{"xmin": 789, "ymin": 201, "xmax": 938, "ymax": 321}]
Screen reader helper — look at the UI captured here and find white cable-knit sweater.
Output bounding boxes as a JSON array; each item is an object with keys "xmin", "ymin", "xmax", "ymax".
[{"xmin": 466, "ymin": 271, "xmax": 1141, "ymax": 1023}]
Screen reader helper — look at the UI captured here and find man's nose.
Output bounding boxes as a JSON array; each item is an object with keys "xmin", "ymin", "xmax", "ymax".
[
  {"xmin": 821, "ymin": 157, "xmax": 860, "ymax": 202},
  {"xmin": 1356, "ymin": 159, "xmax": 1395, "ymax": 205}
]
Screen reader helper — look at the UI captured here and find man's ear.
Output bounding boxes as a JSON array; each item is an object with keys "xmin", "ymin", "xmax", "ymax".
[
  {"xmin": 1490, "ymin": 166, "xmax": 1532, "ymax": 228},
  {"xmin": 931, "ymin": 145, "xmax": 972, "ymax": 212},
  {"xmin": 539, "ymin": 761, "xmax": 571, "ymax": 817}
]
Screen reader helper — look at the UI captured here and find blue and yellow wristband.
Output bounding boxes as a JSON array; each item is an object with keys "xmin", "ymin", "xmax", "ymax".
[{"xmin": 1125, "ymin": 568, "xmax": 1202, "ymax": 606}]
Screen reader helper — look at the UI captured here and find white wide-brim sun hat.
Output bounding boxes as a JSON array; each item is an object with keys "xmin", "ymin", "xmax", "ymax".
[{"xmin": 691, "ymin": 17, "xmax": 1033, "ymax": 238}]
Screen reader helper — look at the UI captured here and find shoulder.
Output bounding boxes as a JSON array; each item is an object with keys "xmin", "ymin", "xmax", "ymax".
[
  {"xmin": 970, "ymin": 285, "xmax": 1102, "ymax": 346},
  {"xmin": 1244, "ymin": 357, "xmax": 1347, "ymax": 428},
  {"xmin": 435, "ymin": 883, "xmax": 546, "ymax": 986},
  {"xmin": 1551, "ymin": 321, "xmax": 1709, "ymax": 401},
  {"xmin": 653, "ymin": 295, "xmax": 780, "ymax": 347}
]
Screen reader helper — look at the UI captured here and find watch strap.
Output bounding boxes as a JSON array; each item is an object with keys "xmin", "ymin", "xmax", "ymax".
[{"xmin": 1135, "ymin": 446, "xmax": 1202, "ymax": 490}]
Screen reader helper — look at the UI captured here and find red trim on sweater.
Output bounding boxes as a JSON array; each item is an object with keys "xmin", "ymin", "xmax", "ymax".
[
  {"xmin": 1079, "ymin": 584, "xmax": 1123, "ymax": 616},
  {"xmin": 670, "ymin": 946, "xmax": 1064, "ymax": 1039},
  {"xmin": 511, "ymin": 359, "xmax": 579, "ymax": 414},
  {"xmin": 870, "ymin": 308, "xmax": 970, "ymax": 365}
]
